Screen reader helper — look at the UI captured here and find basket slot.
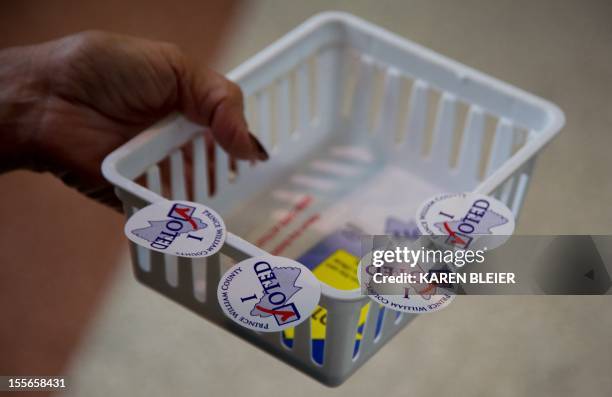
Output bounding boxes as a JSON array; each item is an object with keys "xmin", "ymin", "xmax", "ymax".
[
  {"xmin": 164, "ymin": 255, "xmax": 179, "ymax": 287},
  {"xmin": 177, "ymin": 256, "xmax": 193, "ymax": 292},
  {"xmin": 382, "ymin": 305, "xmax": 402, "ymax": 334},
  {"xmin": 170, "ymin": 149, "xmax": 187, "ymax": 200},
  {"xmin": 490, "ymin": 160, "xmax": 531, "ymax": 218},
  {"xmin": 276, "ymin": 76, "xmax": 292, "ymax": 148},
  {"xmin": 129, "ymin": 241, "xmax": 150, "ymax": 273},
  {"xmin": 341, "ymin": 51, "xmax": 358, "ymax": 119},
  {"xmin": 375, "ymin": 68, "xmax": 401, "ymax": 143},
  {"xmin": 321, "ymin": 302, "xmax": 362, "ymax": 370},
  {"xmin": 127, "ymin": 205, "xmax": 151, "ymax": 272},
  {"xmin": 485, "ymin": 118, "xmax": 514, "ymax": 177},
  {"xmin": 496, "ymin": 175, "xmax": 516, "ymax": 206},
  {"xmin": 456, "ymin": 106, "xmax": 485, "ymax": 180},
  {"xmin": 509, "ymin": 159, "xmax": 534, "ymax": 216},
  {"xmin": 367, "ymin": 66, "xmax": 385, "ymax": 134},
  {"xmin": 296, "ymin": 61, "xmax": 311, "ymax": 134},
  {"xmin": 145, "ymin": 165, "xmax": 162, "ymax": 196},
  {"xmin": 292, "ymin": 317, "xmax": 313, "ymax": 362},
  {"xmin": 148, "ymin": 251, "xmax": 169, "ymax": 286},
  {"xmin": 358, "ymin": 303, "xmax": 383, "ymax": 354},
  {"xmin": 511, "ymin": 172, "xmax": 529, "ymax": 216},
  {"xmin": 429, "ymin": 93, "xmax": 457, "ymax": 165},
  {"xmin": 315, "ymin": 48, "xmax": 339, "ymax": 131},
  {"xmin": 394, "ymin": 312, "xmax": 404, "ymax": 325},
  {"xmin": 192, "ymin": 134, "xmax": 209, "ymax": 202},
  {"xmin": 403, "ymin": 80, "xmax": 430, "ymax": 154},
  {"xmin": 256, "ymin": 90, "xmax": 272, "ymax": 148},
  {"xmin": 192, "ymin": 257, "xmax": 207, "ymax": 302},
  {"xmin": 205, "ymin": 253, "xmax": 221, "ymax": 304},
  {"xmin": 256, "ymin": 327, "xmax": 282, "ymax": 348},
  {"xmin": 349, "ymin": 55, "xmax": 376, "ymax": 135},
  {"xmin": 308, "ymin": 56, "xmax": 319, "ymax": 126}
]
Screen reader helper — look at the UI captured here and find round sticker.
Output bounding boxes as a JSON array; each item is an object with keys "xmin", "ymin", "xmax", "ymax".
[
  {"xmin": 416, "ymin": 192, "xmax": 515, "ymax": 251},
  {"xmin": 358, "ymin": 251, "xmax": 455, "ymax": 314},
  {"xmin": 124, "ymin": 200, "xmax": 226, "ymax": 258},
  {"xmin": 217, "ymin": 256, "xmax": 321, "ymax": 332}
]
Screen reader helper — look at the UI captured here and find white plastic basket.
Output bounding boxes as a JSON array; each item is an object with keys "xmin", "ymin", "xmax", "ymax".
[{"xmin": 102, "ymin": 12, "xmax": 564, "ymax": 386}]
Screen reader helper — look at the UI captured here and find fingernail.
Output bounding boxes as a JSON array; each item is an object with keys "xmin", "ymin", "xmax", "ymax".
[{"xmin": 249, "ymin": 132, "xmax": 269, "ymax": 161}]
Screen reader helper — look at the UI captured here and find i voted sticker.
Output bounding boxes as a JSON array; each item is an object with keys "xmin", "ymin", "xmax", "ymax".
[
  {"xmin": 217, "ymin": 256, "xmax": 321, "ymax": 332},
  {"xmin": 416, "ymin": 192, "xmax": 515, "ymax": 251},
  {"xmin": 124, "ymin": 200, "xmax": 226, "ymax": 258},
  {"xmin": 358, "ymin": 251, "xmax": 455, "ymax": 313}
]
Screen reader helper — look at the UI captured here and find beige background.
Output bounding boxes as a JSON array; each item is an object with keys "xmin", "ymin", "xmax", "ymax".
[{"xmin": 1, "ymin": 0, "xmax": 611, "ymax": 396}]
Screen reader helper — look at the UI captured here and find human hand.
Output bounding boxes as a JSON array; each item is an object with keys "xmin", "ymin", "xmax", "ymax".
[{"xmin": 0, "ymin": 31, "xmax": 267, "ymax": 210}]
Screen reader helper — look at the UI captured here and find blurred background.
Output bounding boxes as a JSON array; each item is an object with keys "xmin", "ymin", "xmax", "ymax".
[{"xmin": 0, "ymin": 1, "xmax": 611, "ymax": 396}]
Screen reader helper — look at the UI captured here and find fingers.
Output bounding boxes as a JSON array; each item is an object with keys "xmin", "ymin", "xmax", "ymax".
[
  {"xmin": 208, "ymin": 91, "xmax": 269, "ymax": 162},
  {"xmin": 167, "ymin": 49, "xmax": 268, "ymax": 162}
]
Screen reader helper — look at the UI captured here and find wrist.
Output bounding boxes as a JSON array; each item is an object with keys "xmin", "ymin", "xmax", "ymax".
[{"xmin": 0, "ymin": 44, "xmax": 49, "ymax": 172}]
